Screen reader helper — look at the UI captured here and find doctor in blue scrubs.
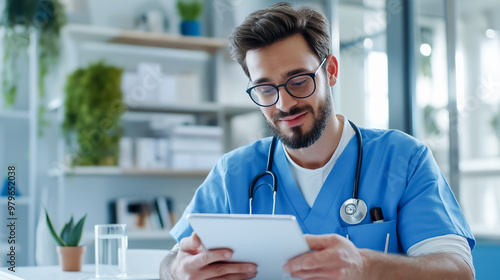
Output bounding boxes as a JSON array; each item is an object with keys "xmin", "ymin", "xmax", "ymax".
[{"xmin": 160, "ymin": 3, "xmax": 475, "ymax": 280}]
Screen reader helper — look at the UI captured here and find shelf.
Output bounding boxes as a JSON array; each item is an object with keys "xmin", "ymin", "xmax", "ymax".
[
  {"xmin": 0, "ymin": 196, "xmax": 30, "ymax": 205},
  {"xmin": 127, "ymin": 102, "xmax": 220, "ymax": 114},
  {"xmin": 221, "ymin": 104, "xmax": 262, "ymax": 117},
  {"xmin": 126, "ymin": 102, "xmax": 259, "ymax": 117},
  {"xmin": 0, "ymin": 110, "xmax": 30, "ymax": 119},
  {"xmin": 50, "ymin": 166, "xmax": 210, "ymax": 177},
  {"xmin": 460, "ymin": 158, "xmax": 500, "ymax": 176},
  {"xmin": 64, "ymin": 24, "xmax": 228, "ymax": 53}
]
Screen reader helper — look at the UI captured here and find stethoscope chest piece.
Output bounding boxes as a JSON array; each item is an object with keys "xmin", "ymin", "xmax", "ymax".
[{"xmin": 340, "ymin": 198, "xmax": 367, "ymax": 225}]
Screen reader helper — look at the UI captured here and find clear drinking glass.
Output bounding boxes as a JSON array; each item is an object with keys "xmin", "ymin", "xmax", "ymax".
[{"xmin": 95, "ymin": 224, "xmax": 128, "ymax": 278}]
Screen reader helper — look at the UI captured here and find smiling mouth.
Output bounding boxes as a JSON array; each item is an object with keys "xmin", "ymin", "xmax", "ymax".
[{"xmin": 279, "ymin": 111, "xmax": 307, "ymax": 127}]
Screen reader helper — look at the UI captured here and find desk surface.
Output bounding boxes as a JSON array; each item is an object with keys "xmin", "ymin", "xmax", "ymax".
[{"xmin": 0, "ymin": 265, "xmax": 158, "ymax": 280}]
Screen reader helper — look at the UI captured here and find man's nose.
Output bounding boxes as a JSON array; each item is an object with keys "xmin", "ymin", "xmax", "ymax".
[{"xmin": 275, "ymin": 87, "xmax": 297, "ymax": 112}]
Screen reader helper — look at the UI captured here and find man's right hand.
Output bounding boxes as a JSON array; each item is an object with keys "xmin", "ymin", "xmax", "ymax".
[{"xmin": 170, "ymin": 232, "xmax": 258, "ymax": 280}]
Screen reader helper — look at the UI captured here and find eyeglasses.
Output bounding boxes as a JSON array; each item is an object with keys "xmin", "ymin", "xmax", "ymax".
[{"xmin": 246, "ymin": 58, "xmax": 326, "ymax": 107}]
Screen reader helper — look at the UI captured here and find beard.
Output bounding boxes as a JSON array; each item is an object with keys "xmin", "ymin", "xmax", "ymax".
[{"xmin": 266, "ymin": 88, "xmax": 333, "ymax": 149}]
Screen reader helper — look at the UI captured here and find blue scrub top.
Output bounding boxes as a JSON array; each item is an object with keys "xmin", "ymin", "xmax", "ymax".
[{"xmin": 170, "ymin": 128, "xmax": 475, "ymax": 254}]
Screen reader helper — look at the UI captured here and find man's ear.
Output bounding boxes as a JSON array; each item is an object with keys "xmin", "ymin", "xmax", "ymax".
[{"xmin": 326, "ymin": 54, "xmax": 338, "ymax": 86}]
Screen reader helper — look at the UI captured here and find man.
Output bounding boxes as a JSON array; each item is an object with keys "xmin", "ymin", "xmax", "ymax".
[{"xmin": 161, "ymin": 3, "xmax": 474, "ymax": 280}]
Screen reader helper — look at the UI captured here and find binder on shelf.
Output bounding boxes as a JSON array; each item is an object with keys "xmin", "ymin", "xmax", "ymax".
[
  {"xmin": 108, "ymin": 200, "xmax": 117, "ymax": 224},
  {"xmin": 166, "ymin": 197, "xmax": 176, "ymax": 227},
  {"xmin": 155, "ymin": 196, "xmax": 172, "ymax": 230}
]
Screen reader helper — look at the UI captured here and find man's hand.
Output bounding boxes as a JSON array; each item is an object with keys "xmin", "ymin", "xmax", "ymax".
[
  {"xmin": 282, "ymin": 234, "xmax": 474, "ymax": 280},
  {"xmin": 170, "ymin": 232, "xmax": 257, "ymax": 280},
  {"xmin": 282, "ymin": 234, "xmax": 366, "ymax": 280}
]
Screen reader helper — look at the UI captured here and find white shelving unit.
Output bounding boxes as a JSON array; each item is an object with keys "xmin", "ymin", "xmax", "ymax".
[
  {"xmin": 52, "ymin": 24, "xmax": 260, "ymax": 247},
  {"xmin": 0, "ymin": 30, "xmax": 38, "ymax": 265}
]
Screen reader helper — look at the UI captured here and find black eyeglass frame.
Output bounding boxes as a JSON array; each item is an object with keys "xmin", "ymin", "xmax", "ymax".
[{"xmin": 245, "ymin": 58, "xmax": 327, "ymax": 107}]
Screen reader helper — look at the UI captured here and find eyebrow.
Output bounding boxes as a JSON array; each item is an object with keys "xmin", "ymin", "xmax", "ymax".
[{"xmin": 252, "ymin": 67, "xmax": 310, "ymax": 85}]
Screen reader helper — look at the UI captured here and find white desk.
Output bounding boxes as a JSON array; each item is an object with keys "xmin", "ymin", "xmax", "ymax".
[
  {"xmin": 0, "ymin": 265, "xmax": 159, "ymax": 280},
  {"xmin": 0, "ymin": 265, "xmax": 95, "ymax": 280}
]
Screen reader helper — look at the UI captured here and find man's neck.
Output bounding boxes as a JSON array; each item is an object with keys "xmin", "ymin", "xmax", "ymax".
[{"xmin": 285, "ymin": 114, "xmax": 343, "ymax": 169}]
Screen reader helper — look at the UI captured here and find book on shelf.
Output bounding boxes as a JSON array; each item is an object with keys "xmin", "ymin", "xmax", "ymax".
[
  {"xmin": 110, "ymin": 196, "xmax": 175, "ymax": 231},
  {"xmin": 155, "ymin": 196, "xmax": 175, "ymax": 230}
]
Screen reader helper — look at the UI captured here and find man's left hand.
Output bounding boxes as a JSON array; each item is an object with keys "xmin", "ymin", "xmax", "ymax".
[{"xmin": 283, "ymin": 234, "xmax": 366, "ymax": 280}]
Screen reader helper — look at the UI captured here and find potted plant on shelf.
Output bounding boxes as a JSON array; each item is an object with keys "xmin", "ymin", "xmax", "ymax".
[
  {"xmin": 1, "ymin": 0, "xmax": 66, "ymax": 133},
  {"xmin": 45, "ymin": 209, "xmax": 87, "ymax": 271},
  {"xmin": 63, "ymin": 61, "xmax": 124, "ymax": 166},
  {"xmin": 177, "ymin": 0, "xmax": 203, "ymax": 36}
]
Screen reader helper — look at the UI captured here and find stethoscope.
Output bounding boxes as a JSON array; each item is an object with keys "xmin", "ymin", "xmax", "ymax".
[{"xmin": 248, "ymin": 120, "xmax": 368, "ymax": 225}]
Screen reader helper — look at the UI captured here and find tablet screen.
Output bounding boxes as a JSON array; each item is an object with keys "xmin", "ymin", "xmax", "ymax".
[{"xmin": 187, "ymin": 214, "xmax": 309, "ymax": 279}]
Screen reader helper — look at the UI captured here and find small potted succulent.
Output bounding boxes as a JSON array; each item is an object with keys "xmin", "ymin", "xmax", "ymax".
[
  {"xmin": 177, "ymin": 0, "xmax": 203, "ymax": 36},
  {"xmin": 45, "ymin": 209, "xmax": 87, "ymax": 271}
]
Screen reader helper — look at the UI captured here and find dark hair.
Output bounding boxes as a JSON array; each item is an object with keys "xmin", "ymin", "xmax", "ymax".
[{"xmin": 228, "ymin": 2, "xmax": 331, "ymax": 78}]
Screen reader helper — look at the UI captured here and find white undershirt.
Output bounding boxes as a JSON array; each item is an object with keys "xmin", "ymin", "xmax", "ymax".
[
  {"xmin": 282, "ymin": 115, "xmax": 474, "ymax": 275},
  {"xmin": 284, "ymin": 114, "xmax": 355, "ymax": 207}
]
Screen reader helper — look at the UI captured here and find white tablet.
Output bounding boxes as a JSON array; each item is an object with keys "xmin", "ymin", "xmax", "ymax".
[{"xmin": 187, "ymin": 214, "xmax": 309, "ymax": 280}]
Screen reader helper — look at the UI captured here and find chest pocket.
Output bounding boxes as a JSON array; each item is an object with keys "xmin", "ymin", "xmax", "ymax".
[{"xmin": 345, "ymin": 220, "xmax": 400, "ymax": 253}]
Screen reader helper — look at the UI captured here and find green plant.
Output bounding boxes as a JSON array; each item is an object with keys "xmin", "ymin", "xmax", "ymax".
[
  {"xmin": 63, "ymin": 61, "xmax": 124, "ymax": 166},
  {"xmin": 176, "ymin": 0, "xmax": 203, "ymax": 21},
  {"xmin": 1, "ymin": 0, "xmax": 66, "ymax": 134},
  {"xmin": 45, "ymin": 209, "xmax": 86, "ymax": 247}
]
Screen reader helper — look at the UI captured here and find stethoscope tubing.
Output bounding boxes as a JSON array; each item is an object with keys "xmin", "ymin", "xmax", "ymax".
[
  {"xmin": 248, "ymin": 121, "xmax": 365, "ymax": 224},
  {"xmin": 349, "ymin": 120, "xmax": 363, "ymax": 200},
  {"xmin": 248, "ymin": 137, "xmax": 277, "ymax": 215}
]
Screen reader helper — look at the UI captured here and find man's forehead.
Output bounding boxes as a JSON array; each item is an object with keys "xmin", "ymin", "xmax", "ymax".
[
  {"xmin": 246, "ymin": 50, "xmax": 318, "ymax": 83},
  {"xmin": 244, "ymin": 34, "xmax": 318, "ymax": 80}
]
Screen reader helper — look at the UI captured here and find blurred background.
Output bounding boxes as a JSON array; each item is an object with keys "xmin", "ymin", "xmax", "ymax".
[{"xmin": 0, "ymin": 0, "xmax": 499, "ymax": 278}]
